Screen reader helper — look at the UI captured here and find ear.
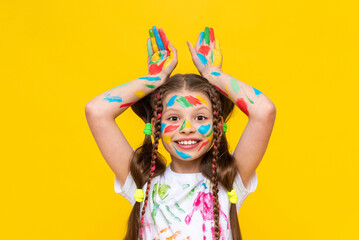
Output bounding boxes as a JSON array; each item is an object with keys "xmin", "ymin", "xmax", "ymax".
[{"xmin": 218, "ymin": 116, "xmax": 224, "ymax": 139}]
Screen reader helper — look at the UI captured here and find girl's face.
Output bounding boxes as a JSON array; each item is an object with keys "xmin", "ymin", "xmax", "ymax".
[{"xmin": 159, "ymin": 89, "xmax": 214, "ymax": 163}]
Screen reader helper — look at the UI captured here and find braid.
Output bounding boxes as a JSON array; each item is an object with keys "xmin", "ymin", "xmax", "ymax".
[
  {"xmin": 210, "ymin": 87, "xmax": 222, "ymax": 240},
  {"xmin": 139, "ymin": 89, "xmax": 164, "ymax": 239}
]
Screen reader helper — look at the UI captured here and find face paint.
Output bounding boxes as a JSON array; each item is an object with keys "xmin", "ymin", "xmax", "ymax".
[
  {"xmin": 196, "ymin": 95, "xmax": 209, "ymax": 107},
  {"xmin": 205, "ymin": 127, "xmax": 213, "ymax": 137},
  {"xmin": 166, "ymin": 95, "xmax": 178, "ymax": 107},
  {"xmin": 253, "ymin": 87, "xmax": 262, "ymax": 96},
  {"xmin": 139, "ymin": 76, "xmax": 161, "ymax": 81},
  {"xmin": 179, "ymin": 119, "xmax": 191, "ymax": 131},
  {"xmin": 134, "ymin": 90, "xmax": 145, "ymax": 98},
  {"xmin": 119, "ymin": 102, "xmax": 134, "ymax": 108},
  {"xmin": 164, "ymin": 125, "xmax": 180, "ymax": 134},
  {"xmin": 163, "ymin": 135, "xmax": 171, "ymax": 143},
  {"xmin": 176, "ymin": 96, "xmax": 194, "ymax": 108},
  {"xmin": 144, "ymin": 84, "xmax": 155, "ymax": 88},
  {"xmin": 161, "ymin": 123, "xmax": 167, "ymax": 133},
  {"xmin": 210, "ymin": 71, "xmax": 221, "ymax": 76},
  {"xmin": 173, "ymin": 145, "xmax": 192, "ymax": 159},
  {"xmin": 230, "ymin": 79, "xmax": 240, "ymax": 93},
  {"xmin": 236, "ymin": 98, "xmax": 249, "ymax": 116},
  {"xmin": 103, "ymin": 93, "xmax": 123, "ymax": 103},
  {"xmin": 198, "ymin": 140, "xmax": 210, "ymax": 152},
  {"xmin": 185, "ymin": 96, "xmax": 202, "ymax": 106},
  {"xmin": 198, "ymin": 124, "xmax": 211, "ymax": 135}
]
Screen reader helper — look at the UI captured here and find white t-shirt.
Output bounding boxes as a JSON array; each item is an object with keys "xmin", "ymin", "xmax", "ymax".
[{"xmin": 114, "ymin": 163, "xmax": 257, "ymax": 240}]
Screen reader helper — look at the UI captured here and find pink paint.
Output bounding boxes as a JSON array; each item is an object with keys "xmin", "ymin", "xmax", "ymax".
[
  {"xmin": 198, "ymin": 46, "xmax": 210, "ymax": 56},
  {"xmin": 211, "ymin": 224, "xmax": 225, "ymax": 240},
  {"xmin": 198, "ymin": 140, "xmax": 209, "ymax": 152},
  {"xmin": 164, "ymin": 125, "xmax": 179, "ymax": 134},
  {"xmin": 119, "ymin": 102, "xmax": 135, "ymax": 108},
  {"xmin": 236, "ymin": 98, "xmax": 249, "ymax": 116},
  {"xmin": 185, "ymin": 96, "xmax": 202, "ymax": 106}
]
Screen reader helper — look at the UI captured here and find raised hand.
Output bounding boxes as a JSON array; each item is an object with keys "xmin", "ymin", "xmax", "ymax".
[
  {"xmin": 147, "ymin": 26, "xmax": 178, "ymax": 78},
  {"xmin": 187, "ymin": 27, "xmax": 222, "ymax": 76}
]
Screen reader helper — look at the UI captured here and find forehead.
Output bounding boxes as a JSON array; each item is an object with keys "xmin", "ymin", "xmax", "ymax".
[{"xmin": 162, "ymin": 90, "xmax": 212, "ymax": 113}]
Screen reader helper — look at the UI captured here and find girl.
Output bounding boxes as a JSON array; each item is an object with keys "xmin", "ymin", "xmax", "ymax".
[{"xmin": 85, "ymin": 26, "xmax": 276, "ymax": 240}]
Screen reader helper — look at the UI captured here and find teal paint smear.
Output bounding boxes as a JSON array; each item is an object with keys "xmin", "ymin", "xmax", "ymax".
[
  {"xmin": 173, "ymin": 145, "xmax": 192, "ymax": 159},
  {"xmin": 253, "ymin": 87, "xmax": 262, "ymax": 96},
  {"xmin": 139, "ymin": 76, "xmax": 161, "ymax": 81},
  {"xmin": 103, "ymin": 93, "xmax": 123, "ymax": 103},
  {"xmin": 230, "ymin": 79, "xmax": 241, "ymax": 94},
  {"xmin": 109, "ymin": 82, "xmax": 131, "ymax": 91},
  {"xmin": 198, "ymin": 124, "xmax": 211, "ymax": 135},
  {"xmin": 202, "ymin": 182, "xmax": 208, "ymax": 189},
  {"xmin": 176, "ymin": 96, "xmax": 194, "ymax": 108},
  {"xmin": 175, "ymin": 202, "xmax": 186, "ymax": 214},
  {"xmin": 167, "ymin": 95, "xmax": 178, "ymax": 107},
  {"xmin": 153, "ymin": 26, "xmax": 165, "ymax": 51},
  {"xmin": 166, "ymin": 205, "xmax": 181, "ymax": 222},
  {"xmin": 161, "ymin": 123, "xmax": 166, "ymax": 133},
  {"xmin": 182, "ymin": 184, "xmax": 190, "ymax": 190},
  {"xmin": 144, "ymin": 84, "xmax": 155, "ymax": 88},
  {"xmin": 197, "ymin": 53, "xmax": 208, "ymax": 66},
  {"xmin": 211, "ymin": 72, "xmax": 221, "ymax": 76}
]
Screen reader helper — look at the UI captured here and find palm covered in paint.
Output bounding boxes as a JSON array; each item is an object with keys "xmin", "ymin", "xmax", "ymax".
[
  {"xmin": 187, "ymin": 27, "xmax": 223, "ymax": 76},
  {"xmin": 147, "ymin": 26, "xmax": 178, "ymax": 78}
]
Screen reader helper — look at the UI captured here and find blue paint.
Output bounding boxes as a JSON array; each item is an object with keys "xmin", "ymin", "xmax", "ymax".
[
  {"xmin": 139, "ymin": 76, "xmax": 161, "ymax": 81},
  {"xmin": 210, "ymin": 72, "xmax": 221, "ymax": 76},
  {"xmin": 197, "ymin": 53, "xmax": 207, "ymax": 66},
  {"xmin": 198, "ymin": 124, "xmax": 211, "ymax": 135},
  {"xmin": 202, "ymin": 182, "xmax": 208, "ymax": 189},
  {"xmin": 153, "ymin": 26, "xmax": 165, "ymax": 50},
  {"xmin": 161, "ymin": 123, "xmax": 166, "ymax": 133},
  {"xmin": 173, "ymin": 145, "xmax": 192, "ymax": 159},
  {"xmin": 167, "ymin": 95, "xmax": 178, "ymax": 107},
  {"xmin": 253, "ymin": 87, "xmax": 262, "ymax": 96},
  {"xmin": 103, "ymin": 93, "xmax": 122, "ymax": 103},
  {"xmin": 199, "ymin": 32, "xmax": 204, "ymax": 45}
]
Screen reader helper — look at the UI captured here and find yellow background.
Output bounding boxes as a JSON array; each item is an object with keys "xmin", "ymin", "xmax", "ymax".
[{"xmin": 1, "ymin": 0, "xmax": 358, "ymax": 239}]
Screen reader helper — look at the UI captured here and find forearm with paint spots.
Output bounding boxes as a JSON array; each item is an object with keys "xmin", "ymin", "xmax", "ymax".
[
  {"xmin": 203, "ymin": 70, "xmax": 275, "ymax": 120},
  {"xmin": 86, "ymin": 75, "xmax": 164, "ymax": 119}
]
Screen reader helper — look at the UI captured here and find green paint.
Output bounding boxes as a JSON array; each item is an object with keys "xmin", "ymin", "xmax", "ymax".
[
  {"xmin": 166, "ymin": 205, "xmax": 181, "ymax": 222},
  {"xmin": 175, "ymin": 202, "xmax": 186, "ymax": 213},
  {"xmin": 180, "ymin": 120, "xmax": 186, "ymax": 131},
  {"xmin": 185, "ymin": 187, "xmax": 196, "ymax": 201},
  {"xmin": 204, "ymin": 27, "xmax": 210, "ymax": 44},
  {"xmin": 109, "ymin": 82, "xmax": 131, "ymax": 91},
  {"xmin": 176, "ymin": 96, "xmax": 194, "ymax": 108},
  {"xmin": 205, "ymin": 127, "xmax": 213, "ymax": 137},
  {"xmin": 246, "ymin": 94, "xmax": 254, "ymax": 104},
  {"xmin": 211, "ymin": 51, "xmax": 213, "ymax": 63},
  {"xmin": 158, "ymin": 184, "xmax": 171, "ymax": 200},
  {"xmin": 144, "ymin": 84, "xmax": 155, "ymax": 88},
  {"xmin": 182, "ymin": 184, "xmax": 190, "ymax": 190},
  {"xmin": 230, "ymin": 79, "xmax": 241, "ymax": 94}
]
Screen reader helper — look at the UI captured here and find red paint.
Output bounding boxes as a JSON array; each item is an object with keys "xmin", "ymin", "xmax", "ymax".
[
  {"xmin": 213, "ymin": 84, "xmax": 228, "ymax": 97},
  {"xmin": 236, "ymin": 98, "xmax": 249, "ymax": 116},
  {"xmin": 198, "ymin": 45, "xmax": 210, "ymax": 56},
  {"xmin": 198, "ymin": 140, "xmax": 209, "ymax": 152},
  {"xmin": 158, "ymin": 28, "xmax": 169, "ymax": 50},
  {"xmin": 209, "ymin": 28, "xmax": 215, "ymax": 43},
  {"xmin": 164, "ymin": 125, "xmax": 179, "ymax": 133},
  {"xmin": 149, "ymin": 60, "xmax": 166, "ymax": 75},
  {"xmin": 119, "ymin": 102, "xmax": 134, "ymax": 108},
  {"xmin": 185, "ymin": 96, "xmax": 202, "ymax": 106}
]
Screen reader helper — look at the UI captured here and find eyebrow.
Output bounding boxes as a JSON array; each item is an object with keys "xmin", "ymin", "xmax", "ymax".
[{"xmin": 164, "ymin": 106, "xmax": 211, "ymax": 114}]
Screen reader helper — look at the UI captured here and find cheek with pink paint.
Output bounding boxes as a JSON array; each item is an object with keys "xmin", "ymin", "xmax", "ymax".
[{"xmin": 163, "ymin": 125, "xmax": 180, "ymax": 134}]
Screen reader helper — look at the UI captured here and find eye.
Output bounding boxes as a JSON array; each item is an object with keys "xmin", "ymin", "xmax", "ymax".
[
  {"xmin": 168, "ymin": 116, "xmax": 179, "ymax": 121},
  {"xmin": 195, "ymin": 115, "xmax": 207, "ymax": 121}
]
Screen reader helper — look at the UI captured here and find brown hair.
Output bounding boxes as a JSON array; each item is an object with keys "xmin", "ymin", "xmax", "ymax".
[{"xmin": 126, "ymin": 73, "xmax": 242, "ymax": 239}]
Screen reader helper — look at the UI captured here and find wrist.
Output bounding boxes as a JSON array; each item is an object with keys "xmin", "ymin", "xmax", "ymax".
[{"xmin": 201, "ymin": 68, "xmax": 223, "ymax": 81}]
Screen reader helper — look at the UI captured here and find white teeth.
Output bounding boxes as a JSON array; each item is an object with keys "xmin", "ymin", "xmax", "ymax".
[{"xmin": 178, "ymin": 140, "xmax": 198, "ymax": 145}]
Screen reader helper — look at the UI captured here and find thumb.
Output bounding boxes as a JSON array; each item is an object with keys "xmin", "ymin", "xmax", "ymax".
[{"xmin": 187, "ymin": 41, "xmax": 197, "ymax": 57}]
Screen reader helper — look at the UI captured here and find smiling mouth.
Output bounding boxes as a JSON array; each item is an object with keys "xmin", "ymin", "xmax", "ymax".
[{"xmin": 174, "ymin": 140, "xmax": 201, "ymax": 149}]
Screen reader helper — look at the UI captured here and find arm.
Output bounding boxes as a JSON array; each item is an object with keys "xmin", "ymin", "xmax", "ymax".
[
  {"xmin": 188, "ymin": 27, "xmax": 276, "ymax": 188},
  {"xmin": 85, "ymin": 26, "xmax": 177, "ymax": 185}
]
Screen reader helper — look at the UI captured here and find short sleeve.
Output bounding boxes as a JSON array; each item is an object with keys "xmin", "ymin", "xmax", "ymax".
[
  {"xmin": 114, "ymin": 172, "xmax": 137, "ymax": 206},
  {"xmin": 233, "ymin": 170, "xmax": 258, "ymax": 213}
]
